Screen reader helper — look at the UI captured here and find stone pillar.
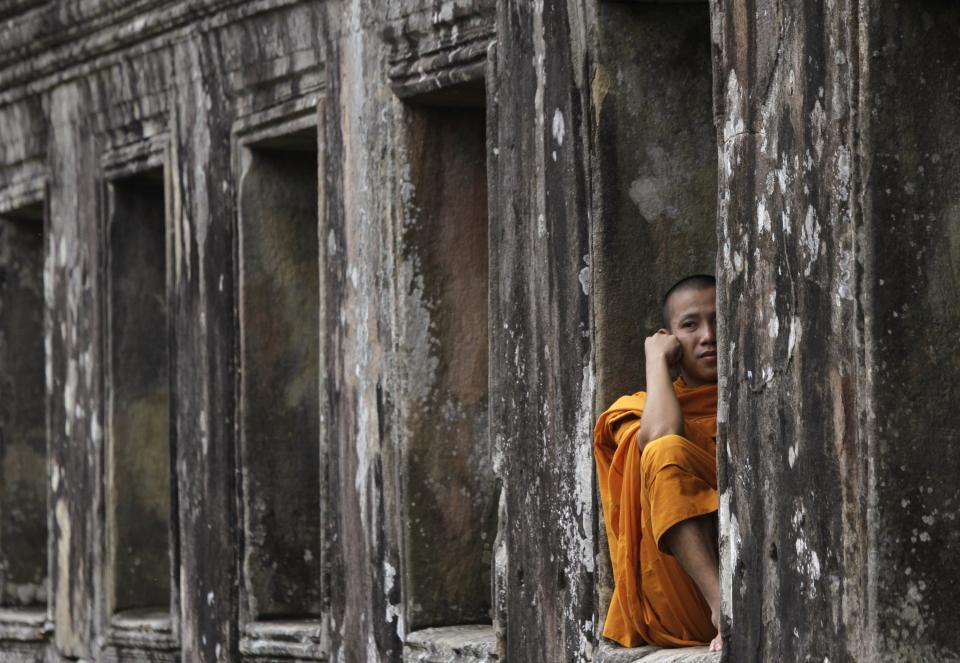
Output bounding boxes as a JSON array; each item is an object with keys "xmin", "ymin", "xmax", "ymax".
[
  {"xmin": 858, "ymin": 3, "xmax": 960, "ymax": 658},
  {"xmin": 47, "ymin": 82, "xmax": 104, "ymax": 659},
  {"xmin": 716, "ymin": 0, "xmax": 960, "ymax": 660},
  {"xmin": 170, "ymin": 32, "xmax": 240, "ymax": 663},
  {"xmin": 491, "ymin": 2, "xmax": 596, "ymax": 661},
  {"xmin": 319, "ymin": 3, "xmax": 405, "ymax": 659}
]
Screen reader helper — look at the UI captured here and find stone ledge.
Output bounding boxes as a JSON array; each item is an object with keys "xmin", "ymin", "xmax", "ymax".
[
  {"xmin": 596, "ymin": 641, "xmax": 721, "ymax": 663},
  {"xmin": 239, "ymin": 619, "xmax": 324, "ymax": 660},
  {"xmin": 0, "ymin": 607, "xmax": 49, "ymax": 642},
  {"xmin": 404, "ymin": 625, "xmax": 498, "ymax": 663}
]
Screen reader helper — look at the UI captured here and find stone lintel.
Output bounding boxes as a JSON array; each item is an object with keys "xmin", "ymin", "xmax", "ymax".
[{"xmin": 388, "ymin": 24, "xmax": 494, "ymax": 100}]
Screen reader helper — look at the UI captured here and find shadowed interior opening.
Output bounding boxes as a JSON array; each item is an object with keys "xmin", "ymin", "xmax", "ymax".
[
  {"xmin": 0, "ymin": 202, "xmax": 47, "ymax": 611},
  {"xmin": 107, "ymin": 170, "xmax": 172, "ymax": 619},
  {"xmin": 402, "ymin": 94, "xmax": 496, "ymax": 630},
  {"xmin": 591, "ymin": 0, "xmax": 717, "ymax": 633},
  {"xmin": 239, "ymin": 127, "xmax": 322, "ymax": 622}
]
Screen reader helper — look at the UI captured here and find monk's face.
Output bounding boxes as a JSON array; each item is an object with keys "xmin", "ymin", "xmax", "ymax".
[{"xmin": 666, "ymin": 286, "xmax": 717, "ymax": 386}]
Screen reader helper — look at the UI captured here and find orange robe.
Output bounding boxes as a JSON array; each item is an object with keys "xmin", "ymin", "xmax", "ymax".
[{"xmin": 594, "ymin": 377, "xmax": 719, "ymax": 647}]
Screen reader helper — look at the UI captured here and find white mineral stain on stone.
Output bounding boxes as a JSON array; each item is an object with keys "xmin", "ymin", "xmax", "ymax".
[
  {"xmin": 572, "ymin": 361, "xmax": 596, "ymax": 574},
  {"xmin": 762, "ymin": 365, "xmax": 774, "ymax": 385},
  {"xmin": 802, "ymin": 205, "xmax": 820, "ymax": 275},
  {"xmin": 788, "ymin": 444, "xmax": 798, "ymax": 468},
  {"xmin": 757, "ymin": 198, "xmax": 771, "ymax": 234},
  {"xmin": 63, "ymin": 359, "xmax": 77, "ymax": 436},
  {"xmin": 777, "ymin": 163, "xmax": 790, "ymax": 195},
  {"xmin": 729, "ymin": 510, "xmax": 740, "ymax": 579},
  {"xmin": 384, "ymin": 560, "xmax": 404, "ymax": 636},
  {"xmin": 432, "ymin": 1, "xmax": 454, "ymax": 23},
  {"xmin": 719, "ymin": 489, "xmax": 734, "ymax": 621},
  {"xmin": 552, "ymin": 108, "xmax": 565, "ymax": 146},
  {"xmin": 629, "ymin": 177, "xmax": 667, "ymax": 222},
  {"xmin": 835, "ymin": 145, "xmax": 851, "ymax": 201},
  {"xmin": 327, "ymin": 228, "xmax": 337, "ymax": 255},
  {"xmin": 578, "ymin": 254, "xmax": 590, "ymax": 296},
  {"xmin": 810, "ymin": 100, "xmax": 826, "ymax": 160},
  {"xmin": 55, "ymin": 499, "xmax": 72, "ymax": 637},
  {"xmin": 787, "ymin": 317, "xmax": 801, "ymax": 360},
  {"xmin": 200, "ymin": 409, "xmax": 209, "ymax": 457},
  {"xmin": 722, "ymin": 70, "xmax": 746, "ymax": 194},
  {"xmin": 810, "ymin": 550, "xmax": 821, "ymax": 580},
  {"xmin": 724, "ymin": 70, "xmax": 745, "ymax": 143}
]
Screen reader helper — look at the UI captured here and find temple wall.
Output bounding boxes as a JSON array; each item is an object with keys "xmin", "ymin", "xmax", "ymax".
[{"xmin": 0, "ymin": 1, "xmax": 956, "ymax": 662}]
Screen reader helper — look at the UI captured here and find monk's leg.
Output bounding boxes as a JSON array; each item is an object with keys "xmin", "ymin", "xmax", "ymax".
[
  {"xmin": 661, "ymin": 514, "xmax": 722, "ymax": 651},
  {"xmin": 641, "ymin": 434, "xmax": 721, "ymax": 649}
]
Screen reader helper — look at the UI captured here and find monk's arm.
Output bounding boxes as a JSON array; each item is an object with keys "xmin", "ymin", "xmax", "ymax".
[{"xmin": 635, "ymin": 332, "xmax": 684, "ymax": 449}]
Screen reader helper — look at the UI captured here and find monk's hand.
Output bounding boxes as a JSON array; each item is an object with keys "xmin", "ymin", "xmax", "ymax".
[{"xmin": 644, "ymin": 329, "xmax": 682, "ymax": 369}]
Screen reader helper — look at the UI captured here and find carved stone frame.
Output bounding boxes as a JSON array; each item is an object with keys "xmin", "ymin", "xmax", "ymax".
[
  {"xmin": 0, "ymin": 178, "xmax": 52, "ymax": 650},
  {"xmin": 98, "ymin": 136, "xmax": 180, "ymax": 660},
  {"xmin": 231, "ymin": 98, "xmax": 327, "ymax": 662}
]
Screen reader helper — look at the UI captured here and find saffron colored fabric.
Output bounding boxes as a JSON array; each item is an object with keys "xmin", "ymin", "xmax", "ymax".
[{"xmin": 594, "ymin": 378, "xmax": 719, "ymax": 647}]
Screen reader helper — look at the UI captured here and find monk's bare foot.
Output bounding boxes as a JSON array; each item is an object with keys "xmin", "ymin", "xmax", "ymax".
[
  {"xmin": 709, "ymin": 632, "xmax": 723, "ymax": 652},
  {"xmin": 709, "ymin": 609, "xmax": 722, "ymax": 651}
]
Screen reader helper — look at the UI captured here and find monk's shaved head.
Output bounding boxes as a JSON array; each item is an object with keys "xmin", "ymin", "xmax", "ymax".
[{"xmin": 662, "ymin": 274, "xmax": 716, "ymax": 329}]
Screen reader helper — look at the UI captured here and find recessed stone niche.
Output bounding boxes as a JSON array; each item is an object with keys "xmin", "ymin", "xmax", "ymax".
[
  {"xmin": 0, "ymin": 202, "xmax": 47, "ymax": 611},
  {"xmin": 239, "ymin": 127, "xmax": 322, "ymax": 622},
  {"xmin": 402, "ymin": 89, "xmax": 497, "ymax": 630},
  {"xmin": 593, "ymin": 1, "xmax": 718, "ymax": 408},
  {"xmin": 591, "ymin": 0, "xmax": 718, "ymax": 639},
  {"xmin": 106, "ymin": 170, "xmax": 173, "ymax": 619}
]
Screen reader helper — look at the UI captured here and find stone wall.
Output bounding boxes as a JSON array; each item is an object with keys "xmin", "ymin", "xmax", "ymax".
[{"xmin": 0, "ymin": 1, "xmax": 956, "ymax": 662}]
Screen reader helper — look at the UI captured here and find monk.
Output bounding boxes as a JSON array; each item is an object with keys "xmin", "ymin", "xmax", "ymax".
[{"xmin": 594, "ymin": 274, "xmax": 722, "ymax": 652}]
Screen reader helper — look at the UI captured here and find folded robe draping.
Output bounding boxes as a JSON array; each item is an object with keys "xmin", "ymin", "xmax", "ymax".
[{"xmin": 594, "ymin": 377, "xmax": 719, "ymax": 648}]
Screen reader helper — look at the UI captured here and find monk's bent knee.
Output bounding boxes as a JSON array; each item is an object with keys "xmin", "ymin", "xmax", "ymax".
[
  {"xmin": 640, "ymin": 434, "xmax": 717, "ymax": 491},
  {"xmin": 641, "ymin": 434, "xmax": 697, "ymax": 473}
]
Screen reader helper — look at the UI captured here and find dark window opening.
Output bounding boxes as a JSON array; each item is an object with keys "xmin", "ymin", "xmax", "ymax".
[
  {"xmin": 0, "ymin": 202, "xmax": 47, "ymax": 626},
  {"xmin": 238, "ymin": 126, "xmax": 322, "ymax": 629},
  {"xmin": 402, "ymin": 86, "xmax": 497, "ymax": 632},
  {"xmin": 591, "ymin": 0, "xmax": 717, "ymax": 642},
  {"xmin": 106, "ymin": 169, "xmax": 173, "ymax": 626}
]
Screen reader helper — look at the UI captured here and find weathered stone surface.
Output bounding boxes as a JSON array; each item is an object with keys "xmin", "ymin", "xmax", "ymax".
[
  {"xmin": 404, "ymin": 625, "xmax": 496, "ymax": 663},
  {"xmin": 637, "ymin": 647, "xmax": 718, "ymax": 663},
  {"xmin": 490, "ymin": 1, "xmax": 595, "ymax": 661},
  {"xmin": 714, "ymin": 0, "xmax": 867, "ymax": 658},
  {"xmin": 400, "ymin": 102, "xmax": 495, "ymax": 630},
  {"xmin": 0, "ymin": 209, "xmax": 46, "ymax": 610},
  {"xmin": 1, "ymin": 1, "xmax": 959, "ymax": 662},
  {"xmin": 716, "ymin": 0, "xmax": 960, "ymax": 661},
  {"xmin": 860, "ymin": 4, "xmax": 960, "ymax": 660},
  {"xmin": 596, "ymin": 641, "xmax": 720, "ymax": 663},
  {"xmin": 239, "ymin": 139, "xmax": 322, "ymax": 621},
  {"xmin": 106, "ymin": 172, "xmax": 172, "ymax": 616}
]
